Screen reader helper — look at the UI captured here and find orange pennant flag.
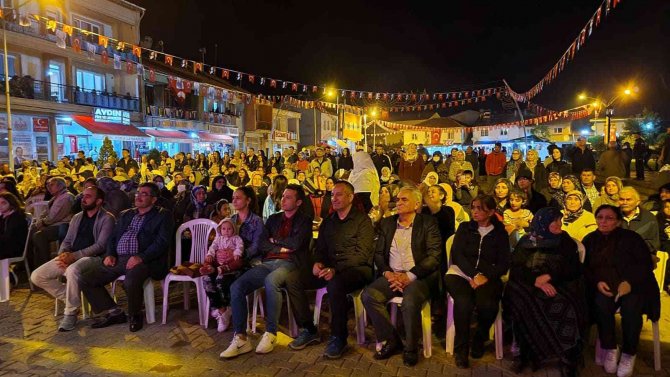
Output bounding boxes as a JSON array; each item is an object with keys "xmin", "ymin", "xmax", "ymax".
[
  {"xmin": 62, "ymin": 24, "xmax": 73, "ymax": 36},
  {"xmin": 132, "ymin": 45, "xmax": 141, "ymax": 58},
  {"xmin": 98, "ymin": 35, "xmax": 108, "ymax": 48}
]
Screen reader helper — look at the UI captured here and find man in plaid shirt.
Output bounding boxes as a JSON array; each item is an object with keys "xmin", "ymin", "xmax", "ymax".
[{"xmin": 80, "ymin": 182, "xmax": 173, "ymax": 332}]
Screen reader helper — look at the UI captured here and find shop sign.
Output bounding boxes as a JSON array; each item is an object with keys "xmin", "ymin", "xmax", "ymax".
[
  {"xmin": 32, "ymin": 117, "xmax": 50, "ymax": 132},
  {"xmin": 273, "ymin": 130, "xmax": 289, "ymax": 142},
  {"xmin": 210, "ymin": 125, "xmax": 239, "ymax": 136},
  {"xmin": 94, "ymin": 108, "xmax": 130, "ymax": 125}
]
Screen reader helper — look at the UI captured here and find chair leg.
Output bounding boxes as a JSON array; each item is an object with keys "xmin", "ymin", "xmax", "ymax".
[
  {"xmin": 194, "ymin": 279, "xmax": 205, "ymax": 327},
  {"xmin": 390, "ymin": 303, "xmax": 398, "ymax": 327},
  {"xmin": 251, "ymin": 290, "xmax": 260, "ymax": 334},
  {"xmin": 183, "ymin": 282, "xmax": 190, "ymax": 310},
  {"xmin": 1, "ymin": 259, "xmax": 11, "ymax": 303},
  {"xmin": 445, "ymin": 296, "xmax": 455, "ymax": 355},
  {"xmin": 81, "ymin": 293, "xmax": 91, "ymax": 319},
  {"xmin": 351, "ymin": 292, "xmax": 366, "ymax": 345},
  {"xmin": 144, "ymin": 279, "xmax": 156, "ymax": 324},
  {"xmin": 421, "ymin": 301, "xmax": 432, "ymax": 358},
  {"xmin": 653, "ymin": 321, "xmax": 661, "ymax": 371},
  {"xmin": 161, "ymin": 279, "xmax": 171, "ymax": 325},
  {"xmin": 54, "ymin": 298, "xmax": 60, "ymax": 316},
  {"xmin": 24, "ymin": 259, "xmax": 34, "ymax": 291}
]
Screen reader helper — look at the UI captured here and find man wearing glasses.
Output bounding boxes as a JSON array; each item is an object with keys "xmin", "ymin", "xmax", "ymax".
[{"xmin": 80, "ymin": 182, "xmax": 174, "ymax": 332}]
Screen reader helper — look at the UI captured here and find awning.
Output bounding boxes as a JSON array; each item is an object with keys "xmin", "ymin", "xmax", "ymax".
[
  {"xmin": 197, "ymin": 131, "xmax": 234, "ymax": 144},
  {"xmin": 72, "ymin": 116, "xmax": 149, "ymax": 141},
  {"xmin": 144, "ymin": 129, "xmax": 196, "ymax": 143}
]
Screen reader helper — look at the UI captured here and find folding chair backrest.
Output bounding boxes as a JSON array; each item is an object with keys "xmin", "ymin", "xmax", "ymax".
[
  {"xmin": 175, "ymin": 219, "xmax": 217, "ymax": 264},
  {"xmin": 30, "ymin": 201, "xmax": 49, "ymax": 219}
]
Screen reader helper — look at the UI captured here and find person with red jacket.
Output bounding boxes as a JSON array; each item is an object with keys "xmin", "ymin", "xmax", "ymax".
[{"xmin": 485, "ymin": 143, "xmax": 507, "ymax": 188}]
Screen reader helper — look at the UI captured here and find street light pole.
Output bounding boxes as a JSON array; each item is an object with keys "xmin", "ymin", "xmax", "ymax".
[
  {"xmin": 3, "ymin": 18, "xmax": 14, "ymax": 172},
  {"xmin": 605, "ymin": 106, "xmax": 614, "ymax": 144}
]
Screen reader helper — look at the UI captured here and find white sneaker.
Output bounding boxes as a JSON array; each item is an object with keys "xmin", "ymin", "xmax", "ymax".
[
  {"xmin": 220, "ymin": 334, "xmax": 253, "ymax": 359},
  {"xmin": 603, "ymin": 348, "xmax": 620, "ymax": 374},
  {"xmin": 255, "ymin": 332, "xmax": 277, "ymax": 354},
  {"xmin": 617, "ymin": 353, "xmax": 636, "ymax": 377},
  {"xmin": 217, "ymin": 308, "xmax": 232, "ymax": 333}
]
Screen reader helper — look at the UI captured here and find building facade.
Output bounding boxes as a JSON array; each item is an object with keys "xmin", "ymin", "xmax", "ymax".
[{"xmin": 0, "ymin": 0, "xmax": 146, "ymax": 166}]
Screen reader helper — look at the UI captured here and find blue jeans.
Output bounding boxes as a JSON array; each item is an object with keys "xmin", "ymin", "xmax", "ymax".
[{"xmin": 230, "ymin": 259, "xmax": 295, "ymax": 334}]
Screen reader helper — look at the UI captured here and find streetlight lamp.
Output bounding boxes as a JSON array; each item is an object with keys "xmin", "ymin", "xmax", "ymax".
[{"xmin": 578, "ymin": 87, "xmax": 636, "ymax": 144}]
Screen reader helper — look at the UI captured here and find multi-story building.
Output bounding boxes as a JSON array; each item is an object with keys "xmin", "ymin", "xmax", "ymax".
[
  {"xmin": 141, "ymin": 58, "xmax": 249, "ymax": 157},
  {"xmin": 245, "ymin": 102, "xmax": 300, "ymax": 154},
  {"xmin": 0, "ymin": 0, "xmax": 147, "ymax": 165}
]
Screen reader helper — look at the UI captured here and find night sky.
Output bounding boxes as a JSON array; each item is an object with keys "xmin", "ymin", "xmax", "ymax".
[{"xmin": 133, "ymin": 0, "xmax": 669, "ymax": 118}]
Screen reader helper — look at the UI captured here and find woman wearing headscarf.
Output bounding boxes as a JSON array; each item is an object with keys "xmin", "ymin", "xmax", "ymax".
[
  {"xmin": 208, "ymin": 175, "xmax": 233, "ymax": 203},
  {"xmin": 181, "ymin": 185, "xmax": 213, "ymax": 223},
  {"xmin": 418, "ymin": 171, "xmax": 439, "ymax": 198},
  {"xmin": 440, "ymin": 183, "xmax": 468, "ymax": 225},
  {"xmin": 504, "ymin": 207, "xmax": 586, "ymax": 377},
  {"xmin": 379, "ymin": 166, "xmax": 393, "ymax": 185},
  {"xmin": 592, "ymin": 176, "xmax": 623, "ymax": 211},
  {"xmin": 398, "ymin": 143, "xmax": 425, "ymax": 185},
  {"xmin": 422, "ymin": 150, "xmax": 450, "ymax": 183},
  {"xmin": 561, "ymin": 190, "xmax": 597, "ymax": 242},
  {"xmin": 549, "ymin": 174, "xmax": 592, "ymax": 211},
  {"xmin": 546, "ymin": 146, "xmax": 572, "ymax": 177},
  {"xmin": 503, "ymin": 149, "xmax": 525, "ymax": 183},
  {"xmin": 349, "ymin": 150, "xmax": 380, "ymax": 213},
  {"xmin": 541, "ymin": 172, "xmax": 564, "ymax": 207},
  {"xmin": 582, "ymin": 205, "xmax": 660, "ymax": 377}
]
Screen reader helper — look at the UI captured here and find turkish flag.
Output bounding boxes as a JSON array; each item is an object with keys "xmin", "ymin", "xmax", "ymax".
[{"xmin": 431, "ymin": 130, "xmax": 441, "ymax": 144}]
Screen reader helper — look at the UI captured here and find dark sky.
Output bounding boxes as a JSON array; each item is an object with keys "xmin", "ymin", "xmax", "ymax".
[{"xmin": 133, "ymin": 0, "xmax": 669, "ymax": 117}]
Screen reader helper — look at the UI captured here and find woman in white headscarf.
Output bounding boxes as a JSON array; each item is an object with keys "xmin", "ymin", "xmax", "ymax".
[{"xmin": 349, "ymin": 150, "xmax": 380, "ymax": 212}]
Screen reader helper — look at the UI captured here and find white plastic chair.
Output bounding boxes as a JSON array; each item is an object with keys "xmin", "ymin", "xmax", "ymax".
[
  {"xmin": 1, "ymin": 216, "xmax": 34, "ymax": 301},
  {"xmin": 161, "ymin": 219, "xmax": 217, "ymax": 327},
  {"xmin": 389, "ymin": 296, "xmax": 432, "ymax": 358},
  {"xmin": 312, "ymin": 287, "xmax": 366, "ymax": 344},
  {"xmin": 29, "ymin": 201, "xmax": 50, "ymax": 220},
  {"xmin": 112, "ymin": 275, "xmax": 158, "ymax": 324},
  {"xmin": 248, "ymin": 287, "xmax": 296, "ymax": 336},
  {"xmin": 593, "ymin": 251, "xmax": 665, "ymax": 372},
  {"xmin": 54, "ymin": 294, "xmax": 91, "ymax": 319},
  {"xmin": 444, "ymin": 234, "xmax": 504, "ymax": 359}
]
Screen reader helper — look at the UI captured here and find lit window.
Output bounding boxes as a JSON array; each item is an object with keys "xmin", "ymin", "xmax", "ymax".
[
  {"xmin": 0, "ymin": 53, "xmax": 17, "ymax": 77},
  {"xmin": 76, "ymin": 69, "xmax": 105, "ymax": 92},
  {"xmin": 72, "ymin": 15, "xmax": 104, "ymax": 35}
]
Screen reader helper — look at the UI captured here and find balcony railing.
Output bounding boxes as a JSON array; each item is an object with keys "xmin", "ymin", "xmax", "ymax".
[
  {"xmin": 0, "ymin": 75, "xmax": 140, "ymax": 112},
  {"xmin": 202, "ymin": 111, "xmax": 238, "ymax": 126},
  {"xmin": 146, "ymin": 105, "xmax": 199, "ymax": 120}
]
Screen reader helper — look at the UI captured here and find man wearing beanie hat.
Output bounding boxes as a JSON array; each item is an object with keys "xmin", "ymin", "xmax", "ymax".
[{"xmin": 515, "ymin": 168, "xmax": 547, "ymax": 214}]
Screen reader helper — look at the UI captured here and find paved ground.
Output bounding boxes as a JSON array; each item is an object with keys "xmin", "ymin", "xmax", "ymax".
[{"xmin": 0, "ymin": 281, "xmax": 668, "ymax": 377}]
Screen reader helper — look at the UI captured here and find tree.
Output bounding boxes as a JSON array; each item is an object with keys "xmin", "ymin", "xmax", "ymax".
[
  {"xmin": 147, "ymin": 148, "xmax": 161, "ymax": 166},
  {"xmin": 97, "ymin": 137, "xmax": 118, "ymax": 167},
  {"xmin": 621, "ymin": 108, "xmax": 663, "ymax": 146},
  {"xmin": 531, "ymin": 125, "xmax": 550, "ymax": 141}
]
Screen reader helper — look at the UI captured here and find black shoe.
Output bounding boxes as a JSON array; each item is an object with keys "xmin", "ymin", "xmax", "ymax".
[
  {"xmin": 455, "ymin": 354, "xmax": 469, "ymax": 369},
  {"xmin": 511, "ymin": 356, "xmax": 528, "ymax": 374},
  {"xmin": 91, "ymin": 312, "xmax": 127, "ymax": 329},
  {"xmin": 129, "ymin": 314, "xmax": 143, "ymax": 332},
  {"xmin": 403, "ymin": 350, "xmax": 418, "ymax": 366},
  {"xmin": 560, "ymin": 365, "xmax": 578, "ymax": 377},
  {"xmin": 470, "ymin": 338, "xmax": 485, "ymax": 359},
  {"xmin": 373, "ymin": 338, "xmax": 402, "ymax": 360}
]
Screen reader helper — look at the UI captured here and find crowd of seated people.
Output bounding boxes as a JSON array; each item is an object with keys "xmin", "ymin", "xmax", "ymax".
[{"xmin": 0, "ymin": 140, "xmax": 665, "ymax": 377}]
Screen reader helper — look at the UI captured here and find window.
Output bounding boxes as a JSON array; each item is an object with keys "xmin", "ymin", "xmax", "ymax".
[
  {"xmin": 500, "ymin": 128, "xmax": 508, "ymax": 136},
  {"xmin": 72, "ymin": 15, "xmax": 103, "ymax": 35},
  {"xmin": 76, "ymin": 69, "xmax": 105, "ymax": 92},
  {"xmin": 553, "ymin": 127, "xmax": 563, "ymax": 133},
  {"xmin": 0, "ymin": 53, "xmax": 17, "ymax": 78},
  {"xmin": 45, "ymin": 8, "xmax": 62, "ymax": 22},
  {"xmin": 49, "ymin": 63, "xmax": 64, "ymax": 100},
  {"xmin": 480, "ymin": 129, "xmax": 489, "ymax": 137},
  {"xmin": 447, "ymin": 131, "xmax": 454, "ymax": 139}
]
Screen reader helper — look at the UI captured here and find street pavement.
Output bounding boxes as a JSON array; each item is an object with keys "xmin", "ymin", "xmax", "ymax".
[{"xmin": 0, "ymin": 281, "xmax": 668, "ymax": 377}]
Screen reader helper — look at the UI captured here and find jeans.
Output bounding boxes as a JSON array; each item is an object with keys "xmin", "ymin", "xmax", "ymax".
[
  {"xmin": 229, "ymin": 259, "xmax": 295, "ymax": 335},
  {"xmin": 445, "ymin": 274, "xmax": 502, "ymax": 357},
  {"xmin": 593, "ymin": 291, "xmax": 644, "ymax": 355},
  {"xmin": 362, "ymin": 272, "xmax": 435, "ymax": 351},
  {"xmin": 31, "ymin": 256, "xmax": 101, "ymax": 316}
]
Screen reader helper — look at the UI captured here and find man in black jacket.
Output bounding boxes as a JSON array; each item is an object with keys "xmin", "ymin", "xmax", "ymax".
[
  {"xmin": 569, "ymin": 136, "xmax": 596, "ymax": 174},
  {"xmin": 285, "ymin": 180, "xmax": 375, "ymax": 359},
  {"xmin": 362, "ymin": 186, "xmax": 441, "ymax": 366},
  {"xmin": 515, "ymin": 169, "xmax": 547, "ymax": 214},
  {"xmin": 79, "ymin": 182, "xmax": 174, "ymax": 332},
  {"xmin": 371, "ymin": 145, "xmax": 393, "ymax": 177},
  {"xmin": 220, "ymin": 185, "xmax": 312, "ymax": 358}
]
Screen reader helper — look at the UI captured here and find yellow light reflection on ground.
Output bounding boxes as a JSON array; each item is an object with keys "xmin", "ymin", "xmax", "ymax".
[
  {"xmin": 0, "ymin": 337, "xmax": 79, "ymax": 363},
  {"xmin": 88, "ymin": 347, "xmax": 185, "ymax": 374}
]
